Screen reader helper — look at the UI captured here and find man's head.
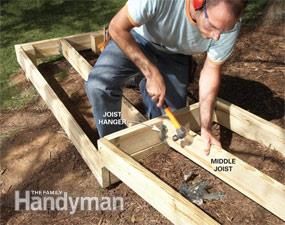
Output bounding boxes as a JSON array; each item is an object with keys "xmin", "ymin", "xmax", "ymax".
[{"xmin": 192, "ymin": 0, "xmax": 247, "ymax": 40}]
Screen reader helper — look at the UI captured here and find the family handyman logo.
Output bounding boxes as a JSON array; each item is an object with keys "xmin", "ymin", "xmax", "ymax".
[{"xmin": 15, "ymin": 190, "xmax": 124, "ymax": 214}]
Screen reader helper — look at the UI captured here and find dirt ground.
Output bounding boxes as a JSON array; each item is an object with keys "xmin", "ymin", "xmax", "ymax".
[{"xmin": 1, "ymin": 1, "xmax": 284, "ymax": 225}]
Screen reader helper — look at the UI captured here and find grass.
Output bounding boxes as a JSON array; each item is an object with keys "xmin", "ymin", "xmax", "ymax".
[
  {"xmin": 0, "ymin": 0, "xmax": 269, "ymax": 111},
  {"xmin": 0, "ymin": 0, "xmax": 125, "ymax": 111},
  {"xmin": 243, "ymin": 0, "xmax": 269, "ymax": 25}
]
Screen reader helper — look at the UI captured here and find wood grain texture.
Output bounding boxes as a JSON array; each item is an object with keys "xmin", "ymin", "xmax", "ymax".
[
  {"xmin": 15, "ymin": 31, "xmax": 103, "ymax": 58},
  {"xmin": 15, "ymin": 46, "xmax": 108, "ymax": 186},
  {"xmin": 215, "ymin": 98, "xmax": 285, "ymax": 157},
  {"xmin": 98, "ymin": 138, "xmax": 220, "ymax": 225},
  {"xmin": 164, "ymin": 119, "xmax": 285, "ymax": 220}
]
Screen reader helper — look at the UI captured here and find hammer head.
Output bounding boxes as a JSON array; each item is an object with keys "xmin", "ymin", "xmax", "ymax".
[
  {"xmin": 176, "ymin": 127, "xmax": 187, "ymax": 139},
  {"xmin": 172, "ymin": 127, "xmax": 187, "ymax": 141}
]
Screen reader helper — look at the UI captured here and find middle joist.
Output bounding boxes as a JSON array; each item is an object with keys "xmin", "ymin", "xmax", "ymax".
[{"xmin": 103, "ymin": 105, "xmax": 285, "ymax": 220}]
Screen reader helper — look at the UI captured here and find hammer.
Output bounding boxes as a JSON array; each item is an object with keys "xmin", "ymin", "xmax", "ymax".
[{"xmin": 162, "ymin": 103, "xmax": 187, "ymax": 141}]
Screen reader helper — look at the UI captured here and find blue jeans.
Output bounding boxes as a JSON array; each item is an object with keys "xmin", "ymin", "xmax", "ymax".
[{"xmin": 86, "ymin": 31, "xmax": 190, "ymax": 137}]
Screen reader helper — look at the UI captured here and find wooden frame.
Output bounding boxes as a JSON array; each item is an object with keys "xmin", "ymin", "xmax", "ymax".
[{"xmin": 15, "ymin": 32, "xmax": 285, "ymax": 224}]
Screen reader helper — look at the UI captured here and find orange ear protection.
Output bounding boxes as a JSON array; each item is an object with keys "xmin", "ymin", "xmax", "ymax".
[{"xmin": 193, "ymin": 0, "xmax": 205, "ymax": 10}]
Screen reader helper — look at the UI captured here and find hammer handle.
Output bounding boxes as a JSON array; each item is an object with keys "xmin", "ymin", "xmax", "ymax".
[{"xmin": 164, "ymin": 107, "xmax": 182, "ymax": 129}]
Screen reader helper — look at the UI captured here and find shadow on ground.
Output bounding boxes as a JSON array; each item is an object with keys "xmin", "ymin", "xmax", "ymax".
[{"xmin": 219, "ymin": 74, "xmax": 284, "ymax": 121}]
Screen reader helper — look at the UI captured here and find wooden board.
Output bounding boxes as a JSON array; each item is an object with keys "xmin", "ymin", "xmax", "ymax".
[
  {"xmin": 15, "ymin": 31, "xmax": 103, "ymax": 58},
  {"xmin": 98, "ymin": 138, "xmax": 220, "ymax": 225},
  {"xmin": 61, "ymin": 36, "xmax": 168, "ymax": 153},
  {"xmin": 15, "ymin": 31, "xmax": 285, "ymax": 224},
  {"xmin": 15, "ymin": 46, "xmax": 109, "ymax": 187},
  {"xmin": 214, "ymin": 98, "xmax": 285, "ymax": 157},
  {"xmin": 104, "ymin": 108, "xmax": 285, "ymax": 220},
  {"xmin": 16, "ymin": 36, "xmax": 169, "ymax": 187},
  {"xmin": 163, "ymin": 119, "xmax": 285, "ymax": 220},
  {"xmin": 59, "ymin": 38, "xmax": 147, "ymax": 128}
]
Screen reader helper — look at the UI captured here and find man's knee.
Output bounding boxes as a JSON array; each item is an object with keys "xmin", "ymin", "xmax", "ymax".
[
  {"xmin": 86, "ymin": 68, "xmax": 124, "ymax": 104},
  {"xmin": 86, "ymin": 68, "xmax": 105, "ymax": 99}
]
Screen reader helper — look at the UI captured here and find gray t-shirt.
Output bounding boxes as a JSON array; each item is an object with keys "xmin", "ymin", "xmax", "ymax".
[{"xmin": 127, "ymin": 0, "xmax": 241, "ymax": 63}]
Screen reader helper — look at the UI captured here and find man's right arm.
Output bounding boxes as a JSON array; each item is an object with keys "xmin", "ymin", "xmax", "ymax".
[{"xmin": 109, "ymin": 5, "xmax": 165, "ymax": 107}]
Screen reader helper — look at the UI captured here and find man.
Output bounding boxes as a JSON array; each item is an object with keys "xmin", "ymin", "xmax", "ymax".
[{"xmin": 86, "ymin": 0, "xmax": 247, "ymax": 154}]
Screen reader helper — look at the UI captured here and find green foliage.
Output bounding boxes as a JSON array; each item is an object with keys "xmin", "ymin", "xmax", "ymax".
[
  {"xmin": 0, "ymin": 0, "xmax": 125, "ymax": 110},
  {"xmin": 243, "ymin": 0, "xmax": 268, "ymax": 25}
]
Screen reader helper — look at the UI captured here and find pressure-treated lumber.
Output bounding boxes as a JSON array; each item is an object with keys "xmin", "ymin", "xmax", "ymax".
[
  {"xmin": 60, "ymin": 37, "xmax": 166, "ymax": 152},
  {"xmin": 105, "ymin": 108, "xmax": 285, "ymax": 220},
  {"xmin": 15, "ymin": 39, "xmax": 218, "ymax": 224},
  {"xmin": 59, "ymin": 38, "xmax": 158, "ymax": 149},
  {"xmin": 105, "ymin": 103, "xmax": 201, "ymax": 155},
  {"xmin": 15, "ymin": 46, "xmax": 109, "ymax": 186},
  {"xmin": 18, "ymin": 37, "xmax": 173, "ymax": 188},
  {"xmin": 15, "ymin": 33, "xmax": 169, "ymax": 187},
  {"xmin": 15, "ymin": 45, "xmax": 168, "ymax": 188},
  {"xmin": 15, "ymin": 31, "xmax": 103, "ymax": 58},
  {"xmin": 163, "ymin": 120, "xmax": 285, "ymax": 220},
  {"xmin": 121, "ymin": 96, "xmax": 146, "ymax": 127},
  {"xmin": 98, "ymin": 138, "xmax": 219, "ymax": 225},
  {"xmin": 15, "ymin": 32, "xmax": 285, "ymax": 224},
  {"xmin": 90, "ymin": 34, "xmax": 105, "ymax": 54},
  {"xmin": 60, "ymin": 39, "xmax": 92, "ymax": 80},
  {"xmin": 59, "ymin": 38, "xmax": 147, "ymax": 126},
  {"xmin": 214, "ymin": 98, "xmax": 285, "ymax": 157}
]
